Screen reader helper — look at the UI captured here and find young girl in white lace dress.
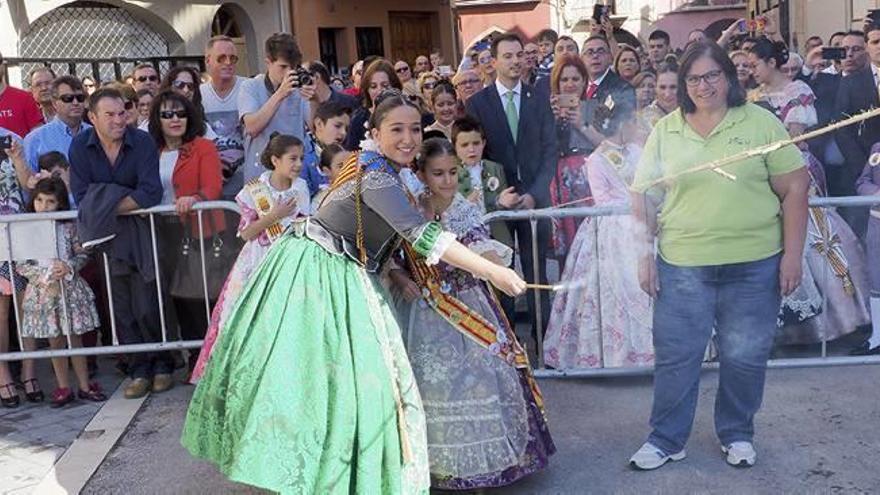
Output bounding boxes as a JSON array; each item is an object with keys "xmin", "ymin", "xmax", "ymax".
[{"xmin": 189, "ymin": 134, "xmax": 309, "ymax": 382}]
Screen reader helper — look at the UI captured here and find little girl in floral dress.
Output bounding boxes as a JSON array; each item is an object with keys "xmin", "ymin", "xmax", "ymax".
[
  {"xmin": 17, "ymin": 177, "xmax": 105, "ymax": 407},
  {"xmin": 190, "ymin": 133, "xmax": 309, "ymax": 382}
]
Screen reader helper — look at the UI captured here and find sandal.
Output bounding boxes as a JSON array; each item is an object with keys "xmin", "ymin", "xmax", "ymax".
[
  {"xmin": 22, "ymin": 378, "xmax": 44, "ymax": 403},
  {"xmin": 78, "ymin": 383, "xmax": 107, "ymax": 402},
  {"xmin": 50, "ymin": 388, "xmax": 75, "ymax": 408},
  {"xmin": 0, "ymin": 383, "xmax": 20, "ymax": 408}
]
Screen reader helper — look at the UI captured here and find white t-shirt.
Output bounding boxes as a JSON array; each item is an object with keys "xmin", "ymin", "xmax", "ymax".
[
  {"xmin": 202, "ymin": 77, "xmax": 246, "ymax": 199},
  {"xmin": 159, "ymin": 149, "xmax": 179, "ymax": 205}
]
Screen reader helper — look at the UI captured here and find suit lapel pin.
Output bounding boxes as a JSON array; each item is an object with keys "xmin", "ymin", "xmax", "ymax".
[
  {"xmin": 870, "ymin": 152, "xmax": 880, "ymax": 167},
  {"xmin": 486, "ymin": 176, "xmax": 500, "ymax": 192}
]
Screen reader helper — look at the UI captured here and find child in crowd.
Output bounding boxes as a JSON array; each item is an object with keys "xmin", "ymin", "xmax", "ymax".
[
  {"xmin": 424, "ymin": 81, "xmax": 457, "ymax": 139},
  {"xmin": 190, "ymin": 133, "xmax": 310, "ymax": 382},
  {"xmin": 17, "ymin": 177, "xmax": 105, "ymax": 407},
  {"xmin": 452, "ymin": 116, "xmax": 517, "ymax": 246},
  {"xmin": 390, "ymin": 137, "xmax": 554, "ymax": 489},
  {"xmin": 310, "ymin": 143, "xmax": 349, "ymax": 212},
  {"xmin": 300, "ymin": 101, "xmax": 352, "ymax": 197},
  {"xmin": 27, "ymin": 151, "xmax": 75, "ymax": 207}
]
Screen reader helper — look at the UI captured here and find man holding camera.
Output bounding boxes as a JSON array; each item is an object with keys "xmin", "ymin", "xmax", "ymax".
[{"xmin": 239, "ymin": 33, "xmax": 316, "ymax": 182}]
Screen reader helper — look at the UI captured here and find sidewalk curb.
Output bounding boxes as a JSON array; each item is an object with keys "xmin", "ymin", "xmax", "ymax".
[{"xmin": 32, "ymin": 379, "xmax": 148, "ymax": 494}]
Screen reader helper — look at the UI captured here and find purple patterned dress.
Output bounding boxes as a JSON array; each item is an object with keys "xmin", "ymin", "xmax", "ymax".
[{"xmin": 401, "ymin": 194, "xmax": 555, "ymax": 490}]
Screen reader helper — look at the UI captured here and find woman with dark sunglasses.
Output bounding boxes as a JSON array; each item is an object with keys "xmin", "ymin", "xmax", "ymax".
[
  {"xmin": 156, "ymin": 66, "xmax": 216, "ymax": 139},
  {"xmin": 148, "ymin": 90, "xmax": 225, "ymax": 386}
]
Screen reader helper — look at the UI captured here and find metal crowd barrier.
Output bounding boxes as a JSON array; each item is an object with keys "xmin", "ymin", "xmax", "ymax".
[
  {"xmin": 1, "ymin": 197, "xmax": 878, "ymax": 378},
  {"xmin": 484, "ymin": 196, "xmax": 880, "ymax": 377},
  {"xmin": 0, "ymin": 201, "xmax": 240, "ymax": 362}
]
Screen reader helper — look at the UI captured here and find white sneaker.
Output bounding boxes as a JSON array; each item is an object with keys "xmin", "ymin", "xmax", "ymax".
[
  {"xmin": 629, "ymin": 442, "xmax": 686, "ymax": 470},
  {"xmin": 722, "ymin": 441, "xmax": 756, "ymax": 467}
]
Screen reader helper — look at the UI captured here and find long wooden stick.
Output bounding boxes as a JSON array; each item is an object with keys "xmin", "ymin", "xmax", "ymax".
[
  {"xmin": 632, "ymin": 106, "xmax": 880, "ymax": 192},
  {"xmin": 554, "ymin": 196, "xmax": 594, "ymax": 208}
]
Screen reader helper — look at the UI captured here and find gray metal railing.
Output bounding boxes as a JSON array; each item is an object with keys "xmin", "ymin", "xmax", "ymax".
[
  {"xmin": 0, "ymin": 201, "xmax": 240, "ymax": 362},
  {"xmin": 484, "ymin": 195, "xmax": 880, "ymax": 376}
]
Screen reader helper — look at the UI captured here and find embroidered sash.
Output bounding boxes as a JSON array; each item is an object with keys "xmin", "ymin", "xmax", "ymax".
[
  {"xmin": 401, "ymin": 236, "xmax": 545, "ymax": 412},
  {"xmin": 243, "ymin": 178, "xmax": 284, "ymax": 242}
]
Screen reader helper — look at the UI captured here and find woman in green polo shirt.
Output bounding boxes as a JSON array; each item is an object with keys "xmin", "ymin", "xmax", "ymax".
[{"xmin": 627, "ymin": 42, "xmax": 810, "ymax": 471}]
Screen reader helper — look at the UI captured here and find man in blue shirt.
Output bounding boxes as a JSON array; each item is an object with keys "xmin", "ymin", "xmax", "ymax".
[
  {"xmin": 24, "ymin": 75, "xmax": 90, "ymax": 172},
  {"xmin": 69, "ymin": 87, "xmax": 169, "ymax": 400}
]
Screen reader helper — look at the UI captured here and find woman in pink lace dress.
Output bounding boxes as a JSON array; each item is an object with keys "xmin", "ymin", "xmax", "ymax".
[{"xmin": 543, "ymin": 98, "xmax": 654, "ymax": 369}]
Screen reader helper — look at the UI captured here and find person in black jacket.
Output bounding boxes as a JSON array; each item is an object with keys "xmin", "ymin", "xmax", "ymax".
[
  {"xmin": 834, "ymin": 29, "xmax": 879, "ymax": 236},
  {"xmin": 577, "ymin": 35, "xmax": 637, "ymax": 156},
  {"xmin": 466, "ymin": 32, "xmax": 557, "ymax": 337}
]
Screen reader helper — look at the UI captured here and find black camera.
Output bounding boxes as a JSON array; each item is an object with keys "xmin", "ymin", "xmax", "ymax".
[
  {"xmin": 290, "ymin": 67, "xmax": 313, "ymax": 88},
  {"xmin": 0, "ymin": 135, "xmax": 12, "ymax": 150}
]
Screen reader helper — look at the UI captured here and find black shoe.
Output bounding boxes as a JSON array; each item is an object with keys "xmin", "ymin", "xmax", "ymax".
[
  {"xmin": 0, "ymin": 383, "xmax": 20, "ymax": 408},
  {"xmin": 22, "ymin": 378, "xmax": 44, "ymax": 402},
  {"xmin": 850, "ymin": 342, "xmax": 880, "ymax": 356}
]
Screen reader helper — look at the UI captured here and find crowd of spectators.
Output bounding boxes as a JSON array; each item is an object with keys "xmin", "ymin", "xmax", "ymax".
[{"xmin": 0, "ymin": 10, "xmax": 879, "ymax": 408}]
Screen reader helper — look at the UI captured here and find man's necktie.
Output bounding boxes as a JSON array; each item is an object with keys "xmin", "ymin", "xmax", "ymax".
[
  {"xmin": 586, "ymin": 81, "xmax": 599, "ymax": 99},
  {"xmin": 505, "ymin": 91, "xmax": 519, "ymax": 142}
]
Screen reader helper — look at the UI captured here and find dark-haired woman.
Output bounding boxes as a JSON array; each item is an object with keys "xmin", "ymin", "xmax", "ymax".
[
  {"xmin": 343, "ymin": 59, "xmax": 403, "ymax": 150},
  {"xmin": 391, "ymin": 138, "xmax": 554, "ymax": 490},
  {"xmin": 614, "ymin": 45, "xmax": 642, "ymax": 85},
  {"xmin": 640, "ymin": 64, "xmax": 679, "ymax": 128},
  {"xmin": 544, "ymin": 93, "xmax": 653, "ymax": 370},
  {"xmin": 153, "ymin": 66, "xmax": 217, "ymax": 139},
  {"xmin": 149, "ymin": 90, "xmax": 224, "ymax": 388},
  {"xmin": 629, "ymin": 42, "xmax": 809, "ymax": 470},
  {"xmin": 424, "ymin": 81, "xmax": 457, "ymax": 139},
  {"xmin": 182, "ymin": 91, "xmax": 527, "ymax": 494},
  {"xmin": 748, "ymin": 38, "xmax": 871, "ymax": 344}
]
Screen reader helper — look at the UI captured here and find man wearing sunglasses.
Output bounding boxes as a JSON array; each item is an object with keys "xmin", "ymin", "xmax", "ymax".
[
  {"xmin": 131, "ymin": 64, "xmax": 160, "ymax": 95},
  {"xmin": 201, "ymin": 35, "xmax": 246, "ymax": 199},
  {"xmin": 23, "ymin": 76, "xmax": 91, "ymax": 177}
]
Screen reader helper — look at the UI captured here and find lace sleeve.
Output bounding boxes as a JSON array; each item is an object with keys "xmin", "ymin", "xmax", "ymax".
[
  {"xmin": 235, "ymin": 189, "xmax": 259, "ymax": 236},
  {"xmin": 467, "ymin": 238, "xmax": 513, "ymax": 266}
]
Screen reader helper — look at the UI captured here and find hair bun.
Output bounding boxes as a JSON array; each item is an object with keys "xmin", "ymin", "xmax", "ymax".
[
  {"xmin": 774, "ymin": 40, "xmax": 790, "ymax": 65},
  {"xmin": 373, "ymin": 88, "xmax": 404, "ymax": 109}
]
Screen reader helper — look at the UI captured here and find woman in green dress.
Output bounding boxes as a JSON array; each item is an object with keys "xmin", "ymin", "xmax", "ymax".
[{"xmin": 181, "ymin": 91, "xmax": 527, "ymax": 495}]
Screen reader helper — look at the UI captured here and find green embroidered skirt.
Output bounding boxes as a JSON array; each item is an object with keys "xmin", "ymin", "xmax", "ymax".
[{"xmin": 181, "ymin": 233, "xmax": 430, "ymax": 494}]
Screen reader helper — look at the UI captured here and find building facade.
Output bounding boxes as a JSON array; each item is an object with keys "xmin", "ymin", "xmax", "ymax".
[{"xmin": 0, "ymin": 0, "xmax": 454, "ymax": 86}]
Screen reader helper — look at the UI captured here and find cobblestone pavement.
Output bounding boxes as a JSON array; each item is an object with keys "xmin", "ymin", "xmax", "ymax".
[{"xmin": 0, "ymin": 359, "xmax": 122, "ymax": 494}]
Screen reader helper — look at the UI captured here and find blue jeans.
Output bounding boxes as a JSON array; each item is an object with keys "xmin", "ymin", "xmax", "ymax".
[{"xmin": 647, "ymin": 254, "xmax": 781, "ymax": 455}]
